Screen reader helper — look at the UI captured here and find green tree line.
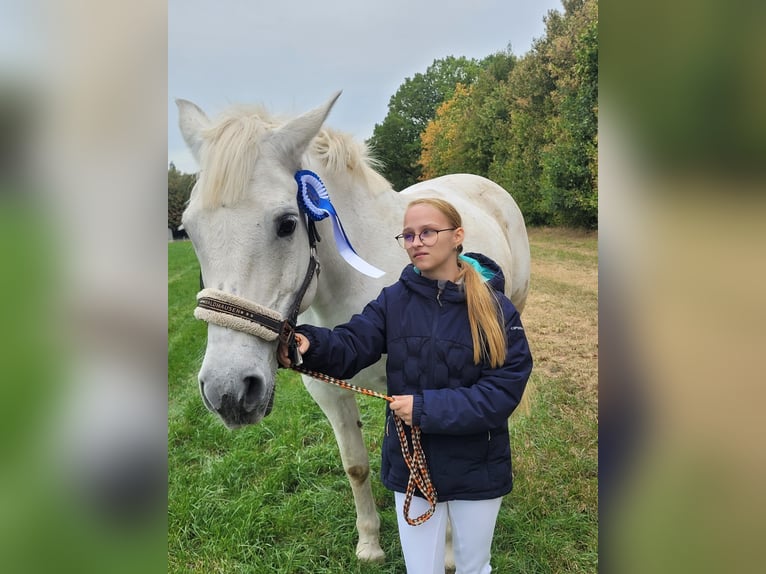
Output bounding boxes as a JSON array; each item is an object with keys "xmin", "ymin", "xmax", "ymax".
[
  {"xmin": 167, "ymin": 162, "xmax": 195, "ymax": 233},
  {"xmin": 169, "ymin": 0, "xmax": 597, "ymax": 228},
  {"xmin": 370, "ymin": 0, "xmax": 597, "ymax": 228}
]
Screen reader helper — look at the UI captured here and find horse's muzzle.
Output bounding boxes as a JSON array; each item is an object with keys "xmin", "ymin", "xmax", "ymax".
[{"xmin": 199, "ymin": 376, "xmax": 275, "ymax": 428}]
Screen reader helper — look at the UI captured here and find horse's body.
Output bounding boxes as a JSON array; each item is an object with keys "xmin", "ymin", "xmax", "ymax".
[{"xmin": 177, "ymin": 92, "xmax": 530, "ymax": 563}]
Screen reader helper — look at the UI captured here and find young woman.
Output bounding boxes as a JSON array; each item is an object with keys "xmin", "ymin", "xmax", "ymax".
[{"xmin": 278, "ymin": 198, "xmax": 533, "ymax": 573}]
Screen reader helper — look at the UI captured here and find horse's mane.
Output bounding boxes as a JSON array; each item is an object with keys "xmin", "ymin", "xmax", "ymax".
[
  {"xmin": 196, "ymin": 105, "xmax": 388, "ymax": 209},
  {"xmin": 306, "ymin": 129, "xmax": 390, "ymax": 195}
]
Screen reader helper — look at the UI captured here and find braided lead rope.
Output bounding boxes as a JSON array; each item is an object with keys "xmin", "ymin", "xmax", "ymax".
[
  {"xmin": 394, "ymin": 416, "xmax": 438, "ymax": 525},
  {"xmin": 291, "ymin": 365, "xmax": 437, "ymax": 525},
  {"xmin": 292, "ymin": 365, "xmax": 391, "ymax": 401}
]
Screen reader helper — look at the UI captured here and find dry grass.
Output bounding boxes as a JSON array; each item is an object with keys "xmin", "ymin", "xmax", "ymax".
[{"xmin": 524, "ymin": 227, "xmax": 598, "ymax": 401}]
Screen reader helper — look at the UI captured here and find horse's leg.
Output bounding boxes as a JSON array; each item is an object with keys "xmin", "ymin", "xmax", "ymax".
[{"xmin": 302, "ymin": 376, "xmax": 385, "ymax": 563}]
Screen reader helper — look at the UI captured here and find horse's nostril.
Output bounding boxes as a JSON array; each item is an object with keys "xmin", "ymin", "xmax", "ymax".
[
  {"xmin": 198, "ymin": 379, "xmax": 217, "ymax": 412},
  {"xmin": 242, "ymin": 376, "xmax": 265, "ymax": 410}
]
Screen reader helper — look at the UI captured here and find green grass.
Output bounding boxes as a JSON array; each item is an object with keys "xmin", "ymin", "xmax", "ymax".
[{"xmin": 168, "ymin": 231, "xmax": 598, "ymax": 573}]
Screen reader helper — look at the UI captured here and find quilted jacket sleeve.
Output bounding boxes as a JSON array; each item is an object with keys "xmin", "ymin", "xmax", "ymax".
[
  {"xmin": 294, "ymin": 290, "xmax": 388, "ymax": 380},
  {"xmin": 414, "ymin": 302, "xmax": 533, "ymax": 435}
]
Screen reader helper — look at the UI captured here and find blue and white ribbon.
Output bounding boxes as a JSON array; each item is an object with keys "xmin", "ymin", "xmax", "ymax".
[{"xmin": 295, "ymin": 170, "xmax": 385, "ymax": 278}]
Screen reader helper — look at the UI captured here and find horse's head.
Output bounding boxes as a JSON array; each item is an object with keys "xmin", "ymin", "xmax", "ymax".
[{"xmin": 176, "ymin": 93, "xmax": 341, "ymax": 428}]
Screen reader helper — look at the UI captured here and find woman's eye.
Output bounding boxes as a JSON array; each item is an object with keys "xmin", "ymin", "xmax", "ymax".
[
  {"xmin": 420, "ymin": 229, "xmax": 435, "ymax": 239},
  {"xmin": 276, "ymin": 216, "xmax": 297, "ymax": 237}
]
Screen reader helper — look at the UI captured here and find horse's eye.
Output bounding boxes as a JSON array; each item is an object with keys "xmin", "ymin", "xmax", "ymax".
[{"xmin": 276, "ymin": 216, "xmax": 298, "ymax": 238}]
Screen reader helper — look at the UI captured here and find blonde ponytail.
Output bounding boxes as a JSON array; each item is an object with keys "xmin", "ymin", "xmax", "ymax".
[
  {"xmin": 457, "ymin": 261, "xmax": 507, "ymax": 368},
  {"xmin": 405, "ymin": 197, "xmax": 507, "ymax": 368}
]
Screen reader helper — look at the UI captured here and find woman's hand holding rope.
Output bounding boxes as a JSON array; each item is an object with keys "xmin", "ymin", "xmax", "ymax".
[
  {"xmin": 389, "ymin": 395, "xmax": 414, "ymax": 426},
  {"xmin": 277, "ymin": 333, "xmax": 310, "ymax": 367}
]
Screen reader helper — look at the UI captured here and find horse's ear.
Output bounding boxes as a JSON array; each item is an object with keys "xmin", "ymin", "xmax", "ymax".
[
  {"xmin": 271, "ymin": 91, "xmax": 342, "ymax": 164},
  {"xmin": 176, "ymin": 98, "xmax": 209, "ymax": 163}
]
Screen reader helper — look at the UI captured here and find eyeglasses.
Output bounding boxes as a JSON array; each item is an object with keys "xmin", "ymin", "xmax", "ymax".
[{"xmin": 394, "ymin": 228, "xmax": 457, "ymax": 248}]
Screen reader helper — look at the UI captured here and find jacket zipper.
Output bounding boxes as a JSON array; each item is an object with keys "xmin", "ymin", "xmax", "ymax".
[{"xmin": 429, "ymin": 286, "xmax": 444, "ymax": 396}]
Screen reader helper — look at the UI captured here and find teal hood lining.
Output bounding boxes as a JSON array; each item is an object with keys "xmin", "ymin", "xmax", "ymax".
[{"xmin": 413, "ymin": 254, "xmax": 494, "ymax": 282}]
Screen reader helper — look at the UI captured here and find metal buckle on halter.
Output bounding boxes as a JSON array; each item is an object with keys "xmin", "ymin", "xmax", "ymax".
[
  {"xmin": 278, "ymin": 319, "xmax": 295, "ymax": 346},
  {"xmin": 278, "ymin": 319, "xmax": 302, "ymax": 367}
]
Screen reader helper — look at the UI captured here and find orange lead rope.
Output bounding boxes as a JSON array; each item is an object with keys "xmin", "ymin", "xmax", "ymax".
[
  {"xmin": 394, "ymin": 416, "xmax": 438, "ymax": 525},
  {"xmin": 291, "ymin": 365, "xmax": 437, "ymax": 525}
]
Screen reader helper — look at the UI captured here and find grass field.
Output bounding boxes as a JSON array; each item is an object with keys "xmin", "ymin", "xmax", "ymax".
[{"xmin": 168, "ymin": 226, "xmax": 598, "ymax": 573}]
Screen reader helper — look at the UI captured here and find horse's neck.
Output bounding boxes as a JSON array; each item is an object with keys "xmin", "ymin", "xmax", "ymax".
[{"xmin": 325, "ymin": 172, "xmax": 402, "ymax": 224}]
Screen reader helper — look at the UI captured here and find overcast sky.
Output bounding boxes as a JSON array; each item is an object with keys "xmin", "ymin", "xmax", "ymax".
[{"xmin": 168, "ymin": 0, "xmax": 563, "ymax": 174}]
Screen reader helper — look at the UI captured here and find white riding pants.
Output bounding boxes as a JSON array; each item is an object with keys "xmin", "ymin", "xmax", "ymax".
[{"xmin": 394, "ymin": 491, "xmax": 504, "ymax": 574}]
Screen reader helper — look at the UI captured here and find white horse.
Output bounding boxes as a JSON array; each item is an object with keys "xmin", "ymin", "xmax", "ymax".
[{"xmin": 177, "ymin": 92, "xmax": 530, "ymax": 564}]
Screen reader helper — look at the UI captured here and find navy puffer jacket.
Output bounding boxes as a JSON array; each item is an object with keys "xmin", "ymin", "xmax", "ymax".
[{"xmin": 295, "ymin": 253, "xmax": 532, "ymax": 501}]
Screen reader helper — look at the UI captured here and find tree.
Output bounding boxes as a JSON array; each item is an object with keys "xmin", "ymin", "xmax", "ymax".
[
  {"xmin": 368, "ymin": 56, "xmax": 481, "ymax": 190},
  {"xmin": 419, "ymin": 84, "xmax": 474, "ymax": 180},
  {"xmin": 490, "ymin": 46, "xmax": 556, "ymax": 225},
  {"xmin": 459, "ymin": 50, "xmax": 518, "ymax": 176},
  {"xmin": 486, "ymin": 0, "xmax": 598, "ymax": 227},
  {"xmin": 539, "ymin": 0, "xmax": 598, "ymax": 228},
  {"xmin": 367, "ymin": 111, "xmax": 421, "ymax": 191},
  {"xmin": 168, "ymin": 163, "xmax": 196, "ymax": 233},
  {"xmin": 419, "ymin": 49, "xmax": 518, "ymax": 180}
]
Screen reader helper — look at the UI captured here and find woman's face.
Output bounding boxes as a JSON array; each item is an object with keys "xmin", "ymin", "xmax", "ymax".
[{"xmin": 401, "ymin": 203, "xmax": 463, "ymax": 280}]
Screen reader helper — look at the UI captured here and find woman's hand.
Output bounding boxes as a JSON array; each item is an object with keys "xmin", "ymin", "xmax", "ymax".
[
  {"xmin": 390, "ymin": 395, "xmax": 414, "ymax": 426},
  {"xmin": 277, "ymin": 333, "xmax": 310, "ymax": 367}
]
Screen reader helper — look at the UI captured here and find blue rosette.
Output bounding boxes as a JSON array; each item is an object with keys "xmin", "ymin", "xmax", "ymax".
[{"xmin": 295, "ymin": 170, "xmax": 385, "ymax": 278}]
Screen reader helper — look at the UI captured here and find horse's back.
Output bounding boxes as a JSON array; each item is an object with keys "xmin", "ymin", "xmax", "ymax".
[{"xmin": 400, "ymin": 174, "xmax": 530, "ymax": 312}]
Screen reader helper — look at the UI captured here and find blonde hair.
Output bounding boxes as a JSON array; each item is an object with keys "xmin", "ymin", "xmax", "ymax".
[{"xmin": 406, "ymin": 198, "xmax": 507, "ymax": 368}]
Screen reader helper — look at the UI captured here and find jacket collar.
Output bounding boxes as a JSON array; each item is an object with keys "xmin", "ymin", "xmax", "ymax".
[{"xmin": 398, "ymin": 252, "xmax": 506, "ymax": 301}]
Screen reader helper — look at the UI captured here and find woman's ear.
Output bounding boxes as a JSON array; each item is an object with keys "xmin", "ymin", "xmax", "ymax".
[{"xmin": 453, "ymin": 227, "xmax": 465, "ymax": 249}]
